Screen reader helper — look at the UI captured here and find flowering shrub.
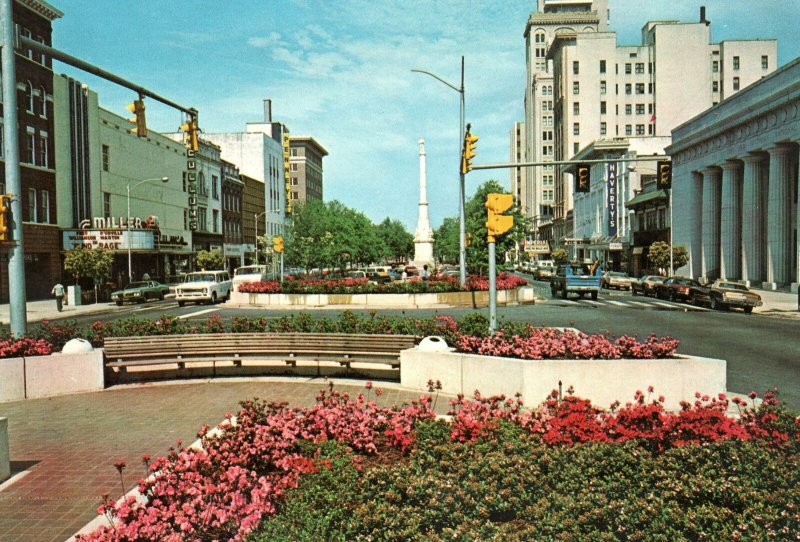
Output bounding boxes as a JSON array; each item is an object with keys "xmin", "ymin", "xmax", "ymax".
[
  {"xmin": 0, "ymin": 337, "xmax": 53, "ymax": 358},
  {"xmin": 77, "ymin": 386, "xmax": 435, "ymax": 541}
]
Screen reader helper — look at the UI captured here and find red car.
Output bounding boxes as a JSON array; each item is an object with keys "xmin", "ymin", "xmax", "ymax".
[{"xmin": 653, "ymin": 277, "xmax": 702, "ymax": 302}]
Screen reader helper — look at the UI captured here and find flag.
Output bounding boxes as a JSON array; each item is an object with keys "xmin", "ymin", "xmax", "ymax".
[{"xmin": 649, "ymin": 114, "xmax": 656, "ymax": 123}]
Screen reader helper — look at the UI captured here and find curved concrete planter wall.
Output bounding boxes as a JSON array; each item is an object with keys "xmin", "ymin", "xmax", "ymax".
[
  {"xmin": 400, "ymin": 349, "xmax": 726, "ymax": 411},
  {"xmin": 231, "ymin": 286, "xmax": 535, "ymax": 308},
  {"xmin": 0, "ymin": 351, "xmax": 104, "ymax": 402}
]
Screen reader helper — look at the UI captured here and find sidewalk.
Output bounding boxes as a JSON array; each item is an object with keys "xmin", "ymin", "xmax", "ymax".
[{"xmin": 0, "ymin": 299, "xmax": 115, "ymax": 326}]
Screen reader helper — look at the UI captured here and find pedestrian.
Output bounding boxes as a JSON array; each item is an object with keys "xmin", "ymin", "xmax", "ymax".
[
  {"xmin": 142, "ymin": 272, "xmax": 150, "ymax": 281},
  {"xmin": 401, "ymin": 270, "xmax": 408, "ymax": 282},
  {"xmin": 421, "ymin": 264, "xmax": 429, "ymax": 280},
  {"xmin": 51, "ymin": 282, "xmax": 65, "ymax": 312}
]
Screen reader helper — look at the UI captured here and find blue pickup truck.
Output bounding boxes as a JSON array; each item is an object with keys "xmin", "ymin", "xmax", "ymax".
[{"xmin": 550, "ymin": 262, "xmax": 602, "ymax": 300}]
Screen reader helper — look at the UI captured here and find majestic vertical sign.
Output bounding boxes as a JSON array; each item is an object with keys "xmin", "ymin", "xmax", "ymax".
[
  {"xmin": 606, "ymin": 161, "xmax": 617, "ymax": 237},
  {"xmin": 187, "ymin": 149, "xmax": 198, "ymax": 231},
  {"xmin": 282, "ymin": 129, "xmax": 292, "ymax": 214}
]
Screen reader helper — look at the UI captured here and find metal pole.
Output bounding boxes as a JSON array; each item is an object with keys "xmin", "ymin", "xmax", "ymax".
[
  {"xmin": 127, "ymin": 185, "xmax": 132, "ymax": 282},
  {"xmin": 2, "ymin": 0, "xmax": 28, "ymax": 336},
  {"xmin": 488, "ymin": 240, "xmax": 497, "ymax": 334},
  {"xmin": 458, "ymin": 56, "xmax": 466, "ymax": 286},
  {"xmin": 669, "ymin": 188, "xmax": 673, "ymax": 276},
  {"xmin": 280, "ymin": 252, "xmax": 284, "ymax": 283},
  {"xmin": 254, "ymin": 213, "xmax": 259, "ymax": 265}
]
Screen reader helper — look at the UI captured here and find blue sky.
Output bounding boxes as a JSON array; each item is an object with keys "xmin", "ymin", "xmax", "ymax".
[{"xmin": 52, "ymin": 0, "xmax": 800, "ymax": 232}]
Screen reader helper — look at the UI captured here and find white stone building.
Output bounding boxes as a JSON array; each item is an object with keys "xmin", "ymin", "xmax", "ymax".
[{"xmin": 667, "ymin": 57, "xmax": 800, "ymax": 291}]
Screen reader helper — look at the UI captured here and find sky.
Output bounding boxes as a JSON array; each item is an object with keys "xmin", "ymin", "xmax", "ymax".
[{"xmin": 51, "ymin": 0, "xmax": 800, "ymax": 232}]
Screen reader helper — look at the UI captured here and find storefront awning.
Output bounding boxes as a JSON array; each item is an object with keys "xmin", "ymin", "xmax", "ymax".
[{"xmin": 625, "ymin": 189, "xmax": 669, "ymax": 208}]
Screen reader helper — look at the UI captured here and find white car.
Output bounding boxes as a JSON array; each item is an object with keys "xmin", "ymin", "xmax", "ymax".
[
  {"xmin": 232, "ymin": 265, "xmax": 271, "ymax": 292},
  {"xmin": 176, "ymin": 270, "xmax": 232, "ymax": 306}
]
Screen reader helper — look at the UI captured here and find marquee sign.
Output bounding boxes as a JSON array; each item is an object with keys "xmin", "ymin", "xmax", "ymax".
[
  {"xmin": 607, "ymin": 162, "xmax": 618, "ymax": 237},
  {"xmin": 283, "ymin": 129, "xmax": 292, "ymax": 214},
  {"xmin": 63, "ymin": 229, "xmax": 155, "ymax": 251},
  {"xmin": 79, "ymin": 216, "xmax": 160, "ymax": 230}
]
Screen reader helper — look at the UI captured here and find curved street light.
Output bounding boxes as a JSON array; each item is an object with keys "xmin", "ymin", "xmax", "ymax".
[
  {"xmin": 127, "ymin": 176, "xmax": 168, "ymax": 282},
  {"xmin": 412, "ymin": 56, "xmax": 466, "ymax": 286}
]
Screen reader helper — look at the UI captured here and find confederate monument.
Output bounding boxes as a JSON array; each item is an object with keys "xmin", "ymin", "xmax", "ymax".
[{"xmin": 412, "ymin": 138, "xmax": 434, "ymax": 268}]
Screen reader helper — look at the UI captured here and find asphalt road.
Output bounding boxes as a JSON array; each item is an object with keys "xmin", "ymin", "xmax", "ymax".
[{"xmin": 42, "ymin": 280, "xmax": 800, "ymax": 411}]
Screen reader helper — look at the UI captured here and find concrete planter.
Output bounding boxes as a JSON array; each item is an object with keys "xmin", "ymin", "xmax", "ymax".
[
  {"xmin": 0, "ymin": 350, "xmax": 104, "ymax": 402},
  {"xmin": 400, "ymin": 349, "xmax": 726, "ymax": 411},
  {"xmin": 231, "ymin": 286, "xmax": 535, "ymax": 308}
]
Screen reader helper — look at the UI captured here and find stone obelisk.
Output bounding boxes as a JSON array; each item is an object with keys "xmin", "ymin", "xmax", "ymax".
[{"xmin": 412, "ymin": 138, "xmax": 434, "ymax": 267}]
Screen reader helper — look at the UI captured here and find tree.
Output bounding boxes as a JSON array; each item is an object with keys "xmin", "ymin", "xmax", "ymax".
[
  {"xmin": 63, "ymin": 247, "xmax": 114, "ymax": 304},
  {"xmin": 196, "ymin": 249, "xmax": 224, "ymax": 271},
  {"xmin": 647, "ymin": 241, "xmax": 689, "ymax": 273},
  {"xmin": 375, "ymin": 218, "xmax": 413, "ymax": 263},
  {"xmin": 551, "ymin": 247, "xmax": 569, "ymax": 264},
  {"xmin": 433, "ymin": 216, "xmax": 460, "ymax": 265}
]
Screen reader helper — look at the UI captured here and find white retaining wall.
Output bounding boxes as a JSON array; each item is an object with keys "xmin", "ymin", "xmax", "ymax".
[{"xmin": 0, "ymin": 351, "xmax": 105, "ymax": 402}]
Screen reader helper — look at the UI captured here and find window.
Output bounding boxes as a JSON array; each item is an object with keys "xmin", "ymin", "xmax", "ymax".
[
  {"xmin": 635, "ymin": 63, "xmax": 645, "ymax": 74},
  {"xmin": 39, "ymin": 86, "xmax": 47, "ymax": 117},
  {"xmin": 212, "ymin": 175, "xmax": 219, "ymax": 199},
  {"xmin": 25, "ymin": 130, "xmax": 35, "ymax": 164},
  {"xmin": 198, "ymin": 172, "xmax": 206, "ymax": 195},
  {"xmin": 103, "ymin": 192, "xmax": 111, "ymax": 218},
  {"xmin": 625, "ymin": 125, "xmax": 632, "ymax": 136},
  {"xmin": 600, "ymin": 101, "xmax": 607, "ymax": 114},
  {"xmin": 625, "ymin": 83, "xmax": 632, "ymax": 95},
  {"xmin": 28, "ymin": 188, "xmax": 37, "ymax": 222},
  {"xmin": 572, "ymin": 81, "xmax": 580, "ymax": 95},
  {"xmin": 712, "ymin": 60, "xmax": 719, "ymax": 73},
  {"xmin": 26, "ymin": 81, "xmax": 34, "ymax": 113},
  {"xmin": 212, "ymin": 209, "xmax": 219, "ymax": 233},
  {"xmin": 198, "ymin": 206, "xmax": 207, "ymax": 230},
  {"xmin": 712, "ymin": 81, "xmax": 719, "ymax": 92},
  {"xmin": 573, "ymin": 142, "xmax": 580, "ymax": 155},
  {"xmin": 38, "ymin": 132, "xmax": 48, "ymax": 168},
  {"xmin": 572, "ymin": 61, "xmax": 579, "ymax": 74},
  {"xmin": 648, "ymin": 103, "xmax": 654, "ymax": 114},
  {"xmin": 102, "ymin": 145, "xmax": 109, "ymax": 172},
  {"xmin": 573, "ymin": 102, "xmax": 580, "ymax": 115},
  {"xmin": 625, "ymin": 63, "xmax": 631, "ymax": 74},
  {"xmin": 600, "ymin": 122, "xmax": 607, "ymax": 135},
  {"xmin": 573, "ymin": 123, "xmax": 580, "ymax": 136},
  {"xmin": 535, "ymin": 32, "xmax": 545, "ymax": 43},
  {"xmin": 600, "ymin": 80, "xmax": 606, "ymax": 94},
  {"xmin": 183, "ymin": 209, "xmax": 188, "ymax": 230},
  {"xmin": 761, "ymin": 55, "xmax": 768, "ymax": 69},
  {"xmin": 636, "ymin": 124, "xmax": 645, "ymax": 135},
  {"xmin": 635, "ymin": 83, "xmax": 645, "ymax": 94},
  {"xmin": 599, "ymin": 60, "xmax": 606, "ymax": 73},
  {"xmin": 291, "ymin": 163, "xmax": 298, "ymax": 171},
  {"xmin": 625, "ymin": 104, "xmax": 632, "ymax": 115},
  {"xmin": 733, "ymin": 56, "xmax": 740, "ymax": 70},
  {"xmin": 733, "ymin": 77, "xmax": 740, "ymax": 90},
  {"xmin": 636, "ymin": 104, "xmax": 645, "ymax": 115},
  {"xmin": 40, "ymin": 190, "xmax": 49, "ymax": 223}
]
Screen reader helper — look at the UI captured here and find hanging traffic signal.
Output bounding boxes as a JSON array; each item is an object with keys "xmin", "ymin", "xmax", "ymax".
[
  {"xmin": 126, "ymin": 98, "xmax": 147, "ymax": 137},
  {"xmin": 180, "ymin": 116, "xmax": 199, "ymax": 152},
  {"xmin": 272, "ymin": 236, "xmax": 284, "ymax": 253},
  {"xmin": 0, "ymin": 194, "xmax": 10, "ymax": 241},
  {"xmin": 485, "ymin": 193, "xmax": 514, "ymax": 243},
  {"xmin": 461, "ymin": 124, "xmax": 478, "ymax": 174},
  {"xmin": 575, "ymin": 163, "xmax": 591, "ymax": 193},
  {"xmin": 656, "ymin": 160, "xmax": 672, "ymax": 189}
]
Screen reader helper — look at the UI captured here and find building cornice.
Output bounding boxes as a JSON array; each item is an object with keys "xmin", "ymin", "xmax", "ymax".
[
  {"xmin": 290, "ymin": 136, "xmax": 329, "ymax": 157},
  {"xmin": 525, "ymin": 11, "xmax": 599, "ymax": 37},
  {"xmin": 16, "ymin": 0, "xmax": 63, "ymax": 20}
]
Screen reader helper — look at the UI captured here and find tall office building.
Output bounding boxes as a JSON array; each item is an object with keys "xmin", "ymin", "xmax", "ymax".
[{"xmin": 288, "ymin": 136, "xmax": 328, "ymax": 205}]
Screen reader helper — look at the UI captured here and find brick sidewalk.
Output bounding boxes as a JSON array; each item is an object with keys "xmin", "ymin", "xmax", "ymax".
[{"xmin": 0, "ymin": 379, "xmax": 436, "ymax": 542}]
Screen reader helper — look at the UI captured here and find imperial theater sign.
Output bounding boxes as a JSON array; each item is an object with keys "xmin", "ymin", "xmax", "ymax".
[{"xmin": 62, "ymin": 216, "xmax": 160, "ymax": 251}]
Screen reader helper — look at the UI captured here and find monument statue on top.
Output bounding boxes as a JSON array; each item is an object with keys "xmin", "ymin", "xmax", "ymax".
[{"xmin": 412, "ymin": 138, "xmax": 434, "ymax": 268}]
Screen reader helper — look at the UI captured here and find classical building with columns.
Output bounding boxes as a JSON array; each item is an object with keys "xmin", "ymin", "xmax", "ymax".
[{"xmin": 668, "ymin": 57, "xmax": 800, "ymax": 292}]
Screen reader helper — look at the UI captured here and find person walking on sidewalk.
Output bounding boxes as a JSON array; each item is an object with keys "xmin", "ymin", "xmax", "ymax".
[{"xmin": 51, "ymin": 282, "xmax": 65, "ymax": 312}]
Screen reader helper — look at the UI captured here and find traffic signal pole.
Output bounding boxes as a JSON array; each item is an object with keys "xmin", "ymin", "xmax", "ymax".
[
  {"xmin": 1, "ymin": 0, "xmax": 27, "ymax": 335},
  {"xmin": 488, "ymin": 240, "xmax": 497, "ymax": 333}
]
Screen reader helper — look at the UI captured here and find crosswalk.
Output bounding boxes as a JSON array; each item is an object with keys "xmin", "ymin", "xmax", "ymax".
[{"xmin": 549, "ymin": 295, "xmax": 709, "ymax": 312}]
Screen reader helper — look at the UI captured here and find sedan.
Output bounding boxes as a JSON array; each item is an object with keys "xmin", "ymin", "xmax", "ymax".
[
  {"xmin": 601, "ymin": 271, "xmax": 634, "ymax": 290},
  {"xmin": 653, "ymin": 277, "xmax": 703, "ymax": 302},
  {"xmin": 630, "ymin": 275, "xmax": 667, "ymax": 297},
  {"xmin": 692, "ymin": 280, "xmax": 763, "ymax": 314},
  {"xmin": 111, "ymin": 280, "xmax": 169, "ymax": 306}
]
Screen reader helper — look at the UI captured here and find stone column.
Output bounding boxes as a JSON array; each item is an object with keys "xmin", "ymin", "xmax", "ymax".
[
  {"xmin": 700, "ymin": 167, "xmax": 721, "ymax": 281},
  {"xmin": 688, "ymin": 172, "xmax": 704, "ymax": 278},
  {"xmin": 741, "ymin": 154, "xmax": 766, "ymax": 285},
  {"xmin": 765, "ymin": 145, "xmax": 792, "ymax": 288},
  {"xmin": 719, "ymin": 160, "xmax": 743, "ymax": 280}
]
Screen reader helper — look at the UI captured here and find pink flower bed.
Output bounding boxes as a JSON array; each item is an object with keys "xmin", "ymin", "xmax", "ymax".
[{"xmin": 0, "ymin": 337, "xmax": 53, "ymax": 358}]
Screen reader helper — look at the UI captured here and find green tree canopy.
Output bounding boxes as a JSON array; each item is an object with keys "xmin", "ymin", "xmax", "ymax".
[
  {"xmin": 647, "ymin": 241, "xmax": 689, "ymax": 273},
  {"xmin": 375, "ymin": 218, "xmax": 413, "ymax": 263},
  {"xmin": 433, "ymin": 216, "xmax": 460, "ymax": 265},
  {"xmin": 196, "ymin": 249, "xmax": 224, "ymax": 271},
  {"xmin": 551, "ymin": 247, "xmax": 569, "ymax": 264},
  {"xmin": 63, "ymin": 247, "xmax": 114, "ymax": 303}
]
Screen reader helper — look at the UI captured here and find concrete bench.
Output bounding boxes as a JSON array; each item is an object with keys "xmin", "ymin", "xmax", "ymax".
[{"xmin": 103, "ymin": 333, "xmax": 419, "ymax": 383}]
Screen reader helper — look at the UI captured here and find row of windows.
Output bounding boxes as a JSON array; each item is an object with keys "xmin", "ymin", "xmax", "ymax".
[
  {"xmin": 223, "ymin": 219, "xmax": 242, "ymax": 240},
  {"xmin": 23, "ymin": 128, "xmax": 49, "ymax": 168},
  {"xmin": 0, "ymin": 183, "xmax": 50, "ymax": 224}
]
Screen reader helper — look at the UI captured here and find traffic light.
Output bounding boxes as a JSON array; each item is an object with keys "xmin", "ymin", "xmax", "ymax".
[
  {"xmin": 461, "ymin": 124, "xmax": 478, "ymax": 174},
  {"xmin": 657, "ymin": 160, "xmax": 672, "ymax": 189},
  {"xmin": 180, "ymin": 117, "xmax": 199, "ymax": 152},
  {"xmin": 575, "ymin": 164, "xmax": 591, "ymax": 193},
  {"xmin": 485, "ymin": 193, "xmax": 514, "ymax": 243},
  {"xmin": 465, "ymin": 232, "xmax": 472, "ymax": 247},
  {"xmin": 0, "ymin": 194, "xmax": 10, "ymax": 241},
  {"xmin": 126, "ymin": 98, "xmax": 147, "ymax": 137},
  {"xmin": 272, "ymin": 236, "xmax": 284, "ymax": 253}
]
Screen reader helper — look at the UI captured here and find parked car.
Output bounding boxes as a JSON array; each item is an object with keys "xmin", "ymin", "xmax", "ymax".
[
  {"xmin": 347, "ymin": 270, "xmax": 368, "ymax": 279},
  {"xmin": 111, "ymin": 280, "xmax": 169, "ymax": 306},
  {"xmin": 404, "ymin": 265, "xmax": 419, "ymax": 277},
  {"xmin": 691, "ymin": 280, "xmax": 763, "ymax": 314},
  {"xmin": 365, "ymin": 265, "xmax": 392, "ymax": 283},
  {"xmin": 232, "ymin": 265, "xmax": 270, "ymax": 292},
  {"xmin": 653, "ymin": 276, "xmax": 702, "ymax": 302},
  {"xmin": 550, "ymin": 263, "xmax": 602, "ymax": 300},
  {"xmin": 630, "ymin": 275, "xmax": 667, "ymax": 297},
  {"xmin": 176, "ymin": 270, "xmax": 232, "ymax": 306},
  {"xmin": 601, "ymin": 271, "xmax": 634, "ymax": 290},
  {"xmin": 533, "ymin": 264, "xmax": 556, "ymax": 281}
]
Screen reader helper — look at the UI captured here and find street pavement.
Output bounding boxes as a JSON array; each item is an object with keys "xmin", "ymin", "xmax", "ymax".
[{"xmin": 0, "ymin": 379, "xmax": 447, "ymax": 542}]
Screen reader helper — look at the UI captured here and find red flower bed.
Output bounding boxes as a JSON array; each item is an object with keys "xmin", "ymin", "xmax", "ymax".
[{"xmin": 0, "ymin": 337, "xmax": 53, "ymax": 358}]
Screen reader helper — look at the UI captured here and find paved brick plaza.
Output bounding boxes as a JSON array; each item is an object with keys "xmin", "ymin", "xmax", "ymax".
[{"xmin": 0, "ymin": 379, "xmax": 437, "ymax": 542}]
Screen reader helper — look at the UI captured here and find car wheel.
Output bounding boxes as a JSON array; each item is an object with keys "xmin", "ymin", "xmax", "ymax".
[
  {"xmin": 591, "ymin": 291, "xmax": 598, "ymax": 301},
  {"xmin": 668, "ymin": 291, "xmax": 675, "ymax": 302},
  {"xmin": 551, "ymin": 286, "xmax": 558, "ymax": 298},
  {"xmin": 210, "ymin": 292, "xmax": 218, "ymax": 304},
  {"xmin": 710, "ymin": 298, "xmax": 718, "ymax": 311},
  {"xmin": 561, "ymin": 288, "xmax": 567, "ymax": 300},
  {"xmin": 115, "ymin": 301, "xmax": 123, "ymax": 306},
  {"xmin": 744, "ymin": 306, "xmax": 753, "ymax": 314},
  {"xmin": 159, "ymin": 293, "xmax": 165, "ymax": 301},
  {"xmin": 178, "ymin": 301, "xmax": 185, "ymax": 307}
]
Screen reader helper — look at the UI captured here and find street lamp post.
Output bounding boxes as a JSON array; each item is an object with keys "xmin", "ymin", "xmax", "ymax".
[
  {"xmin": 412, "ymin": 56, "xmax": 466, "ymax": 286},
  {"xmin": 254, "ymin": 209, "xmax": 281, "ymax": 266},
  {"xmin": 127, "ymin": 176, "xmax": 168, "ymax": 282}
]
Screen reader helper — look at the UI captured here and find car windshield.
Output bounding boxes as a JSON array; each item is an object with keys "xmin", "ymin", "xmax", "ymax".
[
  {"xmin": 126, "ymin": 282, "xmax": 148, "ymax": 289},
  {"xmin": 186, "ymin": 273, "xmax": 215, "ymax": 283},
  {"xmin": 608, "ymin": 272, "xmax": 627, "ymax": 278},
  {"xmin": 717, "ymin": 282, "xmax": 748, "ymax": 291},
  {"xmin": 235, "ymin": 267, "xmax": 264, "ymax": 276},
  {"xmin": 676, "ymin": 279, "xmax": 699, "ymax": 286}
]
